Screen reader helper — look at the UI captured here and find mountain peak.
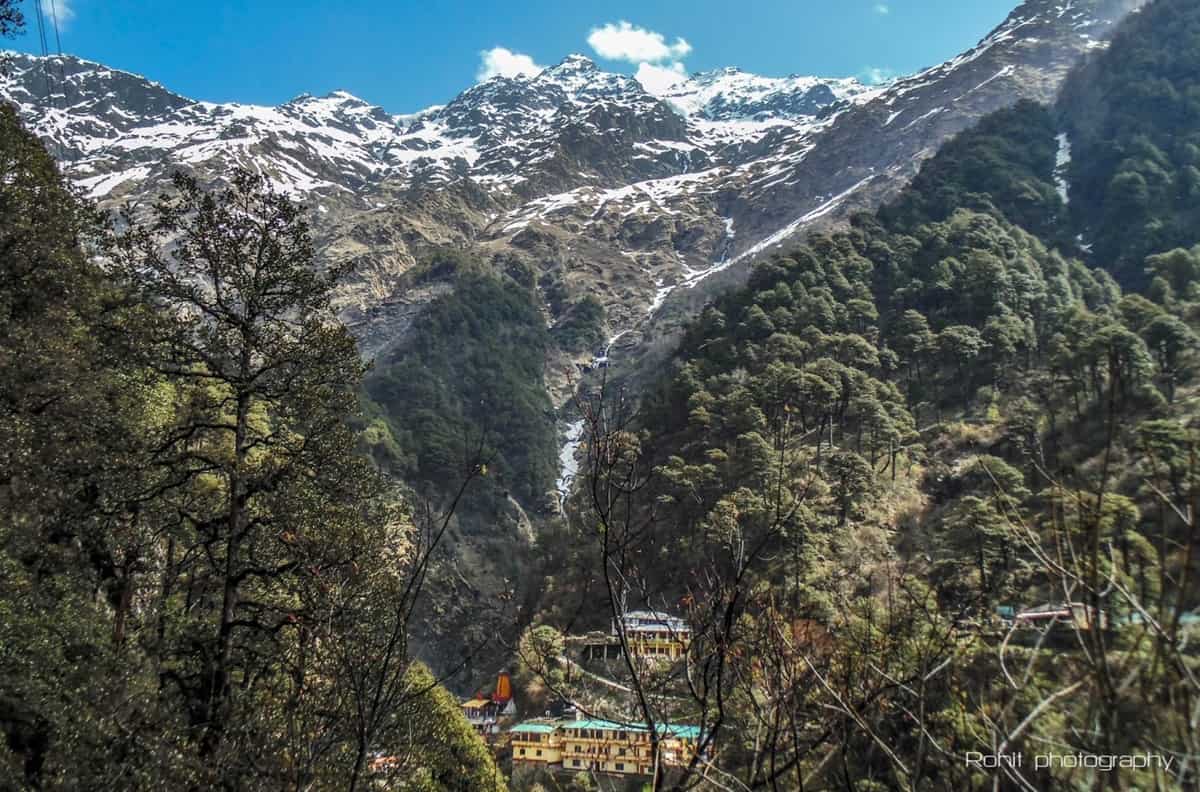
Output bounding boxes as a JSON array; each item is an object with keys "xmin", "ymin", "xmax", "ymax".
[
  {"xmin": 320, "ymin": 89, "xmax": 373, "ymax": 107},
  {"xmin": 531, "ymin": 53, "xmax": 642, "ymax": 103},
  {"xmin": 539, "ymin": 54, "xmax": 601, "ymax": 83},
  {"xmin": 550, "ymin": 53, "xmax": 598, "ymax": 72},
  {"xmin": 282, "ymin": 89, "xmax": 376, "ymax": 116}
]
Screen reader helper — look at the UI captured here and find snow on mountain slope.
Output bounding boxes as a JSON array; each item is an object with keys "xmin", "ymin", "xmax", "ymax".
[
  {"xmin": 653, "ymin": 67, "xmax": 876, "ymax": 122},
  {"xmin": 0, "ymin": 0, "xmax": 1148, "ymax": 384},
  {"xmin": 2, "ymin": 49, "xmax": 837, "ymax": 203},
  {"xmin": 0, "ymin": 46, "xmax": 855, "ymax": 335},
  {"xmin": 715, "ymin": 0, "xmax": 1149, "ymax": 264}
]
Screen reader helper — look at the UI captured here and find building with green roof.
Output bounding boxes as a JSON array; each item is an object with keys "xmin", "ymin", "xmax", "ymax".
[{"xmin": 508, "ymin": 716, "xmax": 706, "ymax": 777}]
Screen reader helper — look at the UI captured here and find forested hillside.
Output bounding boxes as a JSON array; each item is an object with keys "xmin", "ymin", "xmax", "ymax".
[
  {"xmin": 3, "ymin": 0, "xmax": 1199, "ymax": 789},
  {"xmin": 363, "ymin": 260, "xmax": 558, "ymax": 508},
  {"xmin": 1060, "ymin": 0, "xmax": 1200, "ymax": 286},
  {"xmin": 0, "ymin": 78, "xmax": 504, "ymax": 791},
  {"xmin": 526, "ymin": 0, "xmax": 1200, "ymax": 788}
]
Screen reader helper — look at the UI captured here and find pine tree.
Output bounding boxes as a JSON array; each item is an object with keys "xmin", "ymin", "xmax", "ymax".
[{"xmin": 111, "ymin": 169, "xmax": 402, "ymax": 783}]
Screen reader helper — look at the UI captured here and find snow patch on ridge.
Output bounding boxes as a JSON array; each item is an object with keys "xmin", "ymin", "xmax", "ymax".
[{"xmin": 734, "ymin": 175, "xmax": 878, "ymax": 264}]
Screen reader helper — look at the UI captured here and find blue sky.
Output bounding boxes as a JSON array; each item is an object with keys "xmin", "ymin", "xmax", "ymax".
[{"xmin": 15, "ymin": 0, "xmax": 1019, "ymax": 112}]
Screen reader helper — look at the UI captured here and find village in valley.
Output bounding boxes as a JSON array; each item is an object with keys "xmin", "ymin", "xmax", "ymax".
[
  {"xmin": 453, "ymin": 600, "xmax": 1146, "ymax": 788},
  {"xmin": 456, "ymin": 610, "xmax": 705, "ymax": 787}
]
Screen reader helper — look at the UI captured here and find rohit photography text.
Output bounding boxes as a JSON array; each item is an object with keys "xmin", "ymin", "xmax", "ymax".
[{"xmin": 966, "ymin": 751, "xmax": 1176, "ymax": 773}]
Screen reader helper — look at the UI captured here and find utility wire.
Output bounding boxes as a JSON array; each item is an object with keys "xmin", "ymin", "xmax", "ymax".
[
  {"xmin": 31, "ymin": 0, "xmax": 53, "ymax": 108},
  {"xmin": 32, "ymin": 0, "xmax": 72, "ymax": 165},
  {"xmin": 49, "ymin": 0, "xmax": 68, "ymax": 113},
  {"xmin": 48, "ymin": 0, "xmax": 64, "ymax": 55},
  {"xmin": 32, "ymin": 0, "xmax": 48, "ymax": 57}
]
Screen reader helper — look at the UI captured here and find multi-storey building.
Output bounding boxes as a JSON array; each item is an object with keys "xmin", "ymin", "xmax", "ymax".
[
  {"xmin": 514, "ymin": 718, "xmax": 702, "ymax": 778},
  {"xmin": 510, "ymin": 721, "xmax": 563, "ymax": 766},
  {"xmin": 571, "ymin": 611, "xmax": 693, "ymax": 663},
  {"xmin": 617, "ymin": 610, "xmax": 691, "ymax": 662}
]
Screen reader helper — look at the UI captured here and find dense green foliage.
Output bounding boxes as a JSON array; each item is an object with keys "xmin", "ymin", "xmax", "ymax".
[
  {"xmin": 636, "ymin": 148, "xmax": 1149, "ymax": 603},
  {"xmin": 533, "ymin": 3, "xmax": 1200, "ymax": 788},
  {"xmin": 365, "ymin": 270, "xmax": 557, "ymax": 506},
  {"xmin": 550, "ymin": 296, "xmax": 606, "ymax": 354},
  {"xmin": 0, "ymin": 97, "xmax": 150, "ymax": 789},
  {"xmin": 382, "ymin": 663, "xmax": 509, "ymax": 792},
  {"xmin": 0, "ymin": 103, "xmax": 503, "ymax": 789},
  {"xmin": 879, "ymin": 100, "xmax": 1068, "ymax": 243},
  {"xmin": 1060, "ymin": 0, "xmax": 1200, "ymax": 285}
]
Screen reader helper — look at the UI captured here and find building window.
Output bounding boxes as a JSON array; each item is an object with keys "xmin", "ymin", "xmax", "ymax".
[
  {"xmin": 573, "ymin": 759, "xmax": 581, "ymax": 767},
  {"xmin": 575, "ymin": 745, "xmax": 582, "ymax": 753},
  {"xmin": 518, "ymin": 748, "xmax": 525, "ymax": 756},
  {"xmin": 536, "ymin": 750, "xmax": 542, "ymax": 757}
]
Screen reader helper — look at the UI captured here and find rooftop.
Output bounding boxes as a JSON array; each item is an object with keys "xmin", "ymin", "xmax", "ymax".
[
  {"xmin": 623, "ymin": 610, "xmax": 681, "ymax": 621},
  {"xmin": 562, "ymin": 719, "xmax": 702, "ymax": 740},
  {"xmin": 511, "ymin": 722, "xmax": 559, "ymax": 735},
  {"xmin": 619, "ymin": 610, "xmax": 690, "ymax": 632}
]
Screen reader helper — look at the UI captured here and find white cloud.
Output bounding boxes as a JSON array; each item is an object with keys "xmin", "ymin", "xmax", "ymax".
[
  {"xmin": 587, "ymin": 21, "xmax": 691, "ymax": 65},
  {"xmin": 46, "ymin": 0, "xmax": 75, "ymax": 30},
  {"xmin": 860, "ymin": 66, "xmax": 897, "ymax": 85},
  {"xmin": 476, "ymin": 47, "xmax": 545, "ymax": 82},
  {"xmin": 635, "ymin": 61, "xmax": 687, "ymax": 95},
  {"xmin": 873, "ymin": 3, "xmax": 890, "ymax": 15}
]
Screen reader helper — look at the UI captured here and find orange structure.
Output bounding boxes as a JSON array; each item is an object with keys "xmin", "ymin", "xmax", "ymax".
[
  {"xmin": 493, "ymin": 671, "xmax": 513, "ymax": 704},
  {"xmin": 462, "ymin": 671, "xmax": 517, "ymax": 738}
]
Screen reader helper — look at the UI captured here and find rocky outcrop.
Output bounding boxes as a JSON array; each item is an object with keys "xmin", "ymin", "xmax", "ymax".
[{"xmin": 0, "ymin": 0, "xmax": 1148, "ymax": 469}]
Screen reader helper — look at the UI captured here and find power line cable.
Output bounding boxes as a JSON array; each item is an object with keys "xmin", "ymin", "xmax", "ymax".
[
  {"xmin": 49, "ymin": 0, "xmax": 68, "ymax": 113},
  {"xmin": 48, "ymin": 0, "xmax": 63, "ymax": 55},
  {"xmin": 31, "ymin": 0, "xmax": 53, "ymax": 108},
  {"xmin": 32, "ymin": 0, "xmax": 71, "ymax": 165},
  {"xmin": 32, "ymin": 0, "xmax": 48, "ymax": 57}
]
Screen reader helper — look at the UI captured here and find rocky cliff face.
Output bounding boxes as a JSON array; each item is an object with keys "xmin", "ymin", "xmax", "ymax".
[{"xmin": 2, "ymin": 0, "xmax": 1146, "ymax": 452}]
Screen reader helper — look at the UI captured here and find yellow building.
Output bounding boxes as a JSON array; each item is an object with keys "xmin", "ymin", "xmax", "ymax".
[
  {"xmin": 511, "ymin": 721, "xmax": 563, "ymax": 765},
  {"xmin": 557, "ymin": 719, "xmax": 701, "ymax": 777},
  {"xmin": 572, "ymin": 612, "xmax": 692, "ymax": 663},
  {"xmin": 619, "ymin": 610, "xmax": 691, "ymax": 662}
]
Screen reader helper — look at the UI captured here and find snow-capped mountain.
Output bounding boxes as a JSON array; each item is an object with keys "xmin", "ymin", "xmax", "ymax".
[
  {"xmin": 1, "ymin": 49, "xmax": 853, "ymax": 203},
  {"xmin": 1, "ymin": 0, "xmax": 1146, "ymax": 374},
  {"xmin": 655, "ymin": 67, "xmax": 874, "ymax": 122}
]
